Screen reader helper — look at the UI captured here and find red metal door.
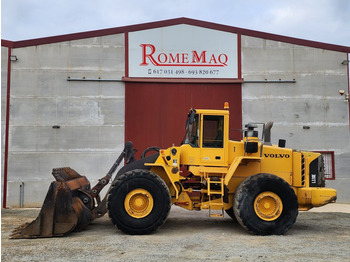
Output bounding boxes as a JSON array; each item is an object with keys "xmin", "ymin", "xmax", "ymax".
[{"xmin": 125, "ymin": 82, "xmax": 242, "ymax": 158}]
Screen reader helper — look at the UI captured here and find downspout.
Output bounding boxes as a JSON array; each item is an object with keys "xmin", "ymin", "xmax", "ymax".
[{"xmin": 3, "ymin": 47, "xmax": 12, "ymax": 208}]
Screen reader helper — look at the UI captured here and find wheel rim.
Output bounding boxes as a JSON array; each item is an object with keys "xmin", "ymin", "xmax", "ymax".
[
  {"xmin": 124, "ymin": 189, "xmax": 154, "ymax": 218},
  {"xmin": 254, "ymin": 192, "xmax": 283, "ymax": 221}
]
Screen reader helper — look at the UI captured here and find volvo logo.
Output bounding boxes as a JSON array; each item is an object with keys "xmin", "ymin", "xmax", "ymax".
[{"xmin": 264, "ymin": 153, "xmax": 290, "ymax": 158}]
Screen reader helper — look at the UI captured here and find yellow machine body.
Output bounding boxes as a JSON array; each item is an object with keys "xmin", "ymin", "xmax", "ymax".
[{"xmin": 146, "ymin": 106, "xmax": 337, "ymax": 215}]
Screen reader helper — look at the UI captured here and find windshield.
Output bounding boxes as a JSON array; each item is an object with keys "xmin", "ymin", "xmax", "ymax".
[{"xmin": 182, "ymin": 110, "xmax": 199, "ymax": 147}]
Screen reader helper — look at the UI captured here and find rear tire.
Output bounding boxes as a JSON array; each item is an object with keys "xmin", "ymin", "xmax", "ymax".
[
  {"xmin": 234, "ymin": 173, "xmax": 298, "ymax": 235},
  {"xmin": 107, "ymin": 169, "xmax": 171, "ymax": 235}
]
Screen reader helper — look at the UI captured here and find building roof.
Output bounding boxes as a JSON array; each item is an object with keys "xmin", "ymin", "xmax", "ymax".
[{"xmin": 2, "ymin": 17, "xmax": 350, "ymax": 53}]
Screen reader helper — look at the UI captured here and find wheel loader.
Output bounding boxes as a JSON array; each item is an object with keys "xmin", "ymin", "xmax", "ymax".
[{"xmin": 11, "ymin": 102, "xmax": 337, "ymax": 238}]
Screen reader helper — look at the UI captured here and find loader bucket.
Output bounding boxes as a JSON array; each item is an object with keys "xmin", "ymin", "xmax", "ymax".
[{"xmin": 10, "ymin": 168, "xmax": 93, "ymax": 239}]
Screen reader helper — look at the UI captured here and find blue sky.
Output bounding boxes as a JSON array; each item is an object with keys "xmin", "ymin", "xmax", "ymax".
[{"xmin": 2, "ymin": 0, "xmax": 350, "ymax": 46}]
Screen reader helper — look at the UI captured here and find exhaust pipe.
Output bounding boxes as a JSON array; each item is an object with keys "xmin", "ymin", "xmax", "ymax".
[{"xmin": 264, "ymin": 121, "xmax": 274, "ymax": 145}]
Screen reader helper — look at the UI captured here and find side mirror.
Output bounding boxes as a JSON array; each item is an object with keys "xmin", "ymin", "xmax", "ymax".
[{"xmin": 188, "ymin": 109, "xmax": 196, "ymax": 124}]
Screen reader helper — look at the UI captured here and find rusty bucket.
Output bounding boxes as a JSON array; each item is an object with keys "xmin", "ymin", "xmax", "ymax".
[{"xmin": 10, "ymin": 168, "xmax": 94, "ymax": 239}]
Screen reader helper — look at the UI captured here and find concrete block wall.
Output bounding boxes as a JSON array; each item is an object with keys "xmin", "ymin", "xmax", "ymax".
[
  {"xmin": 2, "ymin": 34, "xmax": 126, "ymax": 207},
  {"xmin": 241, "ymin": 36, "xmax": 350, "ymax": 202}
]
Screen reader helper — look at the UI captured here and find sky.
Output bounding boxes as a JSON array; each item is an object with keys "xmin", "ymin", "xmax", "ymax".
[{"xmin": 1, "ymin": 0, "xmax": 350, "ymax": 47}]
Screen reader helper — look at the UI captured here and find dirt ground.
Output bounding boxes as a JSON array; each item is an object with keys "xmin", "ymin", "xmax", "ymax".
[{"xmin": 1, "ymin": 204, "xmax": 350, "ymax": 262}]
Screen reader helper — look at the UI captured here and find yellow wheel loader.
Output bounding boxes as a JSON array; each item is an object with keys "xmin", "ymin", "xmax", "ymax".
[{"xmin": 11, "ymin": 103, "xmax": 337, "ymax": 238}]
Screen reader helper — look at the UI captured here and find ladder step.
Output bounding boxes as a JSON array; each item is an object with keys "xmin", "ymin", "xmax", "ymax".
[
  {"xmin": 209, "ymin": 202, "xmax": 223, "ymax": 206},
  {"xmin": 206, "ymin": 175, "xmax": 225, "ymax": 218},
  {"xmin": 208, "ymin": 190, "xmax": 223, "ymax": 195},
  {"xmin": 210, "ymin": 213, "xmax": 224, "ymax": 218},
  {"xmin": 206, "ymin": 176, "xmax": 224, "ymax": 196},
  {"xmin": 209, "ymin": 207, "xmax": 224, "ymax": 217}
]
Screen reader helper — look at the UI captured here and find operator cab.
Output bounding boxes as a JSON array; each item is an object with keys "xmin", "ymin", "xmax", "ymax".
[
  {"xmin": 182, "ymin": 107, "xmax": 229, "ymax": 165},
  {"xmin": 182, "ymin": 110, "xmax": 225, "ymax": 149}
]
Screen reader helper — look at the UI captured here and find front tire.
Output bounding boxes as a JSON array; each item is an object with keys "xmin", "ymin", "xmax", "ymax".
[
  {"xmin": 225, "ymin": 207, "xmax": 237, "ymax": 222},
  {"xmin": 234, "ymin": 173, "xmax": 298, "ymax": 235},
  {"xmin": 107, "ymin": 169, "xmax": 171, "ymax": 235}
]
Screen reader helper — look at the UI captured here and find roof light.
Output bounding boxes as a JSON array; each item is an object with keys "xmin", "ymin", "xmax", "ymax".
[{"xmin": 224, "ymin": 102, "xmax": 229, "ymax": 110}]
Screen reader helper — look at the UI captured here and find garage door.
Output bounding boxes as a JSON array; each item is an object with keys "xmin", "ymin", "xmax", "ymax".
[{"xmin": 125, "ymin": 82, "xmax": 242, "ymax": 158}]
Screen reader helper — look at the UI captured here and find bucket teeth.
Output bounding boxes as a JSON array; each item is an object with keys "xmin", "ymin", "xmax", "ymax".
[{"xmin": 10, "ymin": 223, "xmax": 32, "ymax": 239}]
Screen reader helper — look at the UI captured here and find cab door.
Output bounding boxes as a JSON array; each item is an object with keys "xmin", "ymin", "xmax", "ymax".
[{"xmin": 200, "ymin": 114, "xmax": 227, "ymax": 165}]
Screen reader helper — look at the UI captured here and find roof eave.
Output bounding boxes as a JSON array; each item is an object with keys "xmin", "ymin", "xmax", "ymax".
[{"xmin": 2, "ymin": 17, "xmax": 350, "ymax": 53}]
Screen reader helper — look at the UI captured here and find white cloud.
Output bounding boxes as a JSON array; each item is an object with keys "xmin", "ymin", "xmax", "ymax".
[
  {"xmin": 250, "ymin": 0, "xmax": 350, "ymax": 45},
  {"xmin": 1, "ymin": 0, "xmax": 349, "ymax": 46}
]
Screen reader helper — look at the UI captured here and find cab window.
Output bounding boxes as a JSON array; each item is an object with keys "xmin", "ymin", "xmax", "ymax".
[{"xmin": 202, "ymin": 115, "xmax": 224, "ymax": 148}]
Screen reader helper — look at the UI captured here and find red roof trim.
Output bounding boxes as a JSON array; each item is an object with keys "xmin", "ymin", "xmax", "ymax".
[
  {"xmin": 1, "ymin": 40, "xmax": 14, "ymax": 48},
  {"xmin": 2, "ymin": 17, "xmax": 350, "ymax": 53}
]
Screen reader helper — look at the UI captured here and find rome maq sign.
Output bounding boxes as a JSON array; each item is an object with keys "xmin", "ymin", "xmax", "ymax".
[{"xmin": 128, "ymin": 24, "xmax": 238, "ymax": 79}]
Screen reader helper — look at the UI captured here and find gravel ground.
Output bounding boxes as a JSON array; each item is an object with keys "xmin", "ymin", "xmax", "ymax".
[{"xmin": 1, "ymin": 205, "xmax": 350, "ymax": 262}]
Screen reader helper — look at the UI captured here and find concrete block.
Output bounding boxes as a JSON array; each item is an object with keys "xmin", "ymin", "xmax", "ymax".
[
  {"xmin": 99, "ymin": 81, "xmax": 125, "ymax": 97},
  {"xmin": 100, "ymin": 34, "xmax": 124, "ymax": 46},
  {"xmin": 327, "ymin": 178, "xmax": 350, "ymax": 203},
  {"xmin": 35, "ymin": 44, "xmax": 71, "ymax": 69},
  {"xmin": 7, "ymin": 180, "xmax": 52, "ymax": 208},
  {"xmin": 11, "ymin": 46, "xmax": 39, "ymax": 69},
  {"xmin": 9, "ymin": 97, "xmax": 38, "ymax": 125},
  {"xmin": 30, "ymin": 125, "xmax": 124, "ymax": 152},
  {"xmin": 7, "ymin": 150, "xmax": 125, "ymax": 181},
  {"xmin": 67, "ymin": 37, "xmax": 125, "ymax": 72},
  {"xmin": 70, "ymin": 37, "xmax": 103, "ymax": 46},
  {"xmin": 243, "ymin": 97, "xmax": 348, "ymax": 125},
  {"xmin": 11, "ymin": 70, "xmax": 39, "ymax": 96},
  {"xmin": 334, "ymin": 152, "xmax": 350, "ymax": 179},
  {"xmin": 98, "ymin": 98, "xmax": 125, "ymax": 125},
  {"xmin": 10, "ymin": 96, "xmax": 124, "ymax": 126}
]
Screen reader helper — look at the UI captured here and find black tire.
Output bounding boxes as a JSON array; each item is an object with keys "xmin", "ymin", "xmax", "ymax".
[
  {"xmin": 107, "ymin": 169, "xmax": 171, "ymax": 235},
  {"xmin": 225, "ymin": 207, "xmax": 237, "ymax": 222},
  {"xmin": 234, "ymin": 173, "xmax": 298, "ymax": 235}
]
